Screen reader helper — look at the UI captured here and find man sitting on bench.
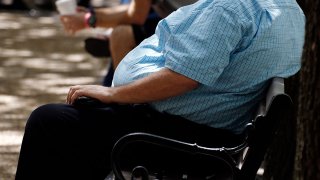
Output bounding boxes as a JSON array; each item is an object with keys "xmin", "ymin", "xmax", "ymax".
[{"xmin": 15, "ymin": 0, "xmax": 305, "ymax": 179}]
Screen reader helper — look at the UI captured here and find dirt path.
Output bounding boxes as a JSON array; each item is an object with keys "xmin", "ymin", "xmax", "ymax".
[{"xmin": 0, "ymin": 11, "xmax": 108, "ymax": 179}]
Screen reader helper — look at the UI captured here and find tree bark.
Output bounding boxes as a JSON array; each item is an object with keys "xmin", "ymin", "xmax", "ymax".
[
  {"xmin": 263, "ymin": 74, "xmax": 299, "ymax": 180},
  {"xmin": 294, "ymin": 0, "xmax": 320, "ymax": 179},
  {"xmin": 264, "ymin": 0, "xmax": 320, "ymax": 179}
]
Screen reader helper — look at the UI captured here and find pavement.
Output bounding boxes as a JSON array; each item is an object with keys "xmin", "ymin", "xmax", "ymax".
[{"xmin": 0, "ymin": 10, "xmax": 109, "ymax": 179}]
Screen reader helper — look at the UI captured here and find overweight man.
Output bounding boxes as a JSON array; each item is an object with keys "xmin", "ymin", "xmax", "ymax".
[{"xmin": 15, "ymin": 0, "xmax": 305, "ymax": 179}]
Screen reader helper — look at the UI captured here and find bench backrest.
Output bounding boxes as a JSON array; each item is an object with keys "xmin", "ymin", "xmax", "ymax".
[{"xmin": 239, "ymin": 78, "xmax": 293, "ymax": 179}]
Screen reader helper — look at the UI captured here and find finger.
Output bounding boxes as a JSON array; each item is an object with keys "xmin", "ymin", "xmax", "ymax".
[
  {"xmin": 66, "ymin": 87, "xmax": 73, "ymax": 104},
  {"xmin": 67, "ymin": 86, "xmax": 80, "ymax": 104},
  {"xmin": 70, "ymin": 89, "xmax": 85, "ymax": 105},
  {"xmin": 67, "ymin": 86, "xmax": 79, "ymax": 104}
]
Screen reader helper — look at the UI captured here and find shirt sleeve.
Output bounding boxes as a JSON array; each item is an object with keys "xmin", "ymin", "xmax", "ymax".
[{"xmin": 163, "ymin": 6, "xmax": 244, "ymax": 86}]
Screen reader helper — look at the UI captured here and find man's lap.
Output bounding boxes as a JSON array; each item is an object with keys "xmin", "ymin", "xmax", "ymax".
[
  {"xmin": 29, "ymin": 103, "xmax": 242, "ymax": 145},
  {"xmin": 28, "ymin": 103, "xmax": 155, "ymax": 139},
  {"xmin": 26, "ymin": 103, "xmax": 244, "ymax": 151}
]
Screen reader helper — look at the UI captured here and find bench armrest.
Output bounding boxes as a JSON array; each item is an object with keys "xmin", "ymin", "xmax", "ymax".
[{"xmin": 111, "ymin": 132, "xmax": 239, "ymax": 180}]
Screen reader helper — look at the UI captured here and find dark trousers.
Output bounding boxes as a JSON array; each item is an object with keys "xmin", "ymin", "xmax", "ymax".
[{"xmin": 15, "ymin": 103, "xmax": 241, "ymax": 180}]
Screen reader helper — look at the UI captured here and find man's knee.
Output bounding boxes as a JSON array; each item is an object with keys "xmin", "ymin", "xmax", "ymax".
[{"xmin": 26, "ymin": 104, "xmax": 68, "ymax": 130}]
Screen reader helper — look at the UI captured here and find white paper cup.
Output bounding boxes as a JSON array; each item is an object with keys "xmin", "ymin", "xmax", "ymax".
[{"xmin": 55, "ymin": 0, "xmax": 77, "ymax": 15}]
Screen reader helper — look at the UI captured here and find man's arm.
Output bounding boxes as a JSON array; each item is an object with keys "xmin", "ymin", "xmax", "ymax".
[{"xmin": 67, "ymin": 68, "xmax": 199, "ymax": 104}]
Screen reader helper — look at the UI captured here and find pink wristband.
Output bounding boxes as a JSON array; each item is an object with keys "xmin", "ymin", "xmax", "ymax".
[{"xmin": 84, "ymin": 12, "xmax": 91, "ymax": 28}]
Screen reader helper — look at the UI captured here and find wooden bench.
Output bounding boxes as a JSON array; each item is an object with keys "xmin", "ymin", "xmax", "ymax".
[{"xmin": 110, "ymin": 78, "xmax": 293, "ymax": 180}]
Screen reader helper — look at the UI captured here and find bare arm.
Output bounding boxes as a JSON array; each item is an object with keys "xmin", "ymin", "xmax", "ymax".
[
  {"xmin": 67, "ymin": 68, "xmax": 199, "ymax": 104},
  {"xmin": 96, "ymin": 0, "xmax": 152, "ymax": 27},
  {"xmin": 60, "ymin": 0, "xmax": 152, "ymax": 34}
]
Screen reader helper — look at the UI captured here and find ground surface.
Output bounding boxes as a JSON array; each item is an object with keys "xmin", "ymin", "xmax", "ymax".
[{"xmin": 0, "ymin": 10, "xmax": 109, "ymax": 179}]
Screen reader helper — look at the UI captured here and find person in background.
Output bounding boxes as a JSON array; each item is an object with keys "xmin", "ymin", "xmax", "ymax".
[
  {"xmin": 15, "ymin": 0, "xmax": 305, "ymax": 179},
  {"xmin": 60, "ymin": 0, "xmax": 161, "ymax": 86}
]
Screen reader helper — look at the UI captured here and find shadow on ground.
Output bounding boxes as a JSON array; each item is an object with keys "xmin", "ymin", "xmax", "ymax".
[{"xmin": 0, "ymin": 11, "xmax": 108, "ymax": 179}]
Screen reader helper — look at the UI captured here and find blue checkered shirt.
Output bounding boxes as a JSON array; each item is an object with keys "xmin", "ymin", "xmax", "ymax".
[{"xmin": 113, "ymin": 0, "xmax": 305, "ymax": 134}]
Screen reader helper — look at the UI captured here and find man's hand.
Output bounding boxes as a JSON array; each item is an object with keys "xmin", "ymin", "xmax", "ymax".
[{"xmin": 66, "ymin": 85, "xmax": 114, "ymax": 105}]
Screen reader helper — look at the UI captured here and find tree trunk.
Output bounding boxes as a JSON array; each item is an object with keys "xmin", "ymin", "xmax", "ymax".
[
  {"xmin": 264, "ymin": 0, "xmax": 320, "ymax": 179},
  {"xmin": 294, "ymin": 0, "xmax": 320, "ymax": 179},
  {"xmin": 263, "ymin": 74, "xmax": 299, "ymax": 180}
]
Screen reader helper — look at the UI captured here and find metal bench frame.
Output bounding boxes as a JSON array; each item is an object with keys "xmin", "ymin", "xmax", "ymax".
[{"xmin": 110, "ymin": 78, "xmax": 293, "ymax": 180}]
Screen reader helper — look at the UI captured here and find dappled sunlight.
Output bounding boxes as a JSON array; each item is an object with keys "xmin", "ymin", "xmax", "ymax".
[
  {"xmin": 0, "ymin": 130, "xmax": 22, "ymax": 179},
  {"xmin": 0, "ymin": 152, "xmax": 20, "ymax": 179},
  {"xmin": 46, "ymin": 86, "xmax": 74, "ymax": 95},
  {"xmin": 0, "ymin": 11, "xmax": 107, "ymax": 179},
  {"xmin": 0, "ymin": 114, "xmax": 25, "ymax": 126},
  {"xmin": 3, "ymin": 39, "xmax": 14, "ymax": 46},
  {"xmin": 76, "ymin": 62, "xmax": 95, "ymax": 69},
  {"xmin": 65, "ymin": 54, "xmax": 87, "ymax": 62},
  {"xmin": 19, "ymin": 57, "xmax": 75, "ymax": 71},
  {"xmin": 37, "ymin": 16, "xmax": 57, "ymax": 25},
  {"xmin": 0, "ymin": 48, "xmax": 34, "ymax": 57},
  {"xmin": 12, "ymin": 35, "xmax": 28, "ymax": 43},
  {"xmin": 48, "ymin": 53, "xmax": 68, "ymax": 60},
  {"xmin": 0, "ymin": 21, "xmax": 22, "ymax": 29},
  {"xmin": 15, "ymin": 55, "xmax": 96, "ymax": 71},
  {"xmin": 0, "ymin": 66, "xmax": 27, "ymax": 79},
  {"xmin": 26, "ymin": 28, "xmax": 58, "ymax": 38},
  {"xmin": 1, "ymin": 58, "xmax": 26, "ymax": 66},
  {"xmin": 20, "ymin": 76, "xmax": 97, "ymax": 90},
  {"xmin": 0, "ymin": 95, "xmax": 29, "ymax": 114},
  {"xmin": 0, "ymin": 131, "xmax": 23, "ymax": 147},
  {"xmin": 47, "ymin": 53, "xmax": 92, "ymax": 63},
  {"xmin": 35, "ymin": 72, "xmax": 65, "ymax": 79}
]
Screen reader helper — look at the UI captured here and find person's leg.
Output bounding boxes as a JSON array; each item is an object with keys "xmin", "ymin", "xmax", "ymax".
[
  {"xmin": 102, "ymin": 25, "xmax": 135, "ymax": 86},
  {"xmin": 109, "ymin": 25, "xmax": 136, "ymax": 69},
  {"xmin": 15, "ymin": 104, "xmax": 112, "ymax": 180},
  {"xmin": 15, "ymin": 103, "xmax": 181, "ymax": 180},
  {"xmin": 15, "ymin": 103, "xmax": 146, "ymax": 180}
]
